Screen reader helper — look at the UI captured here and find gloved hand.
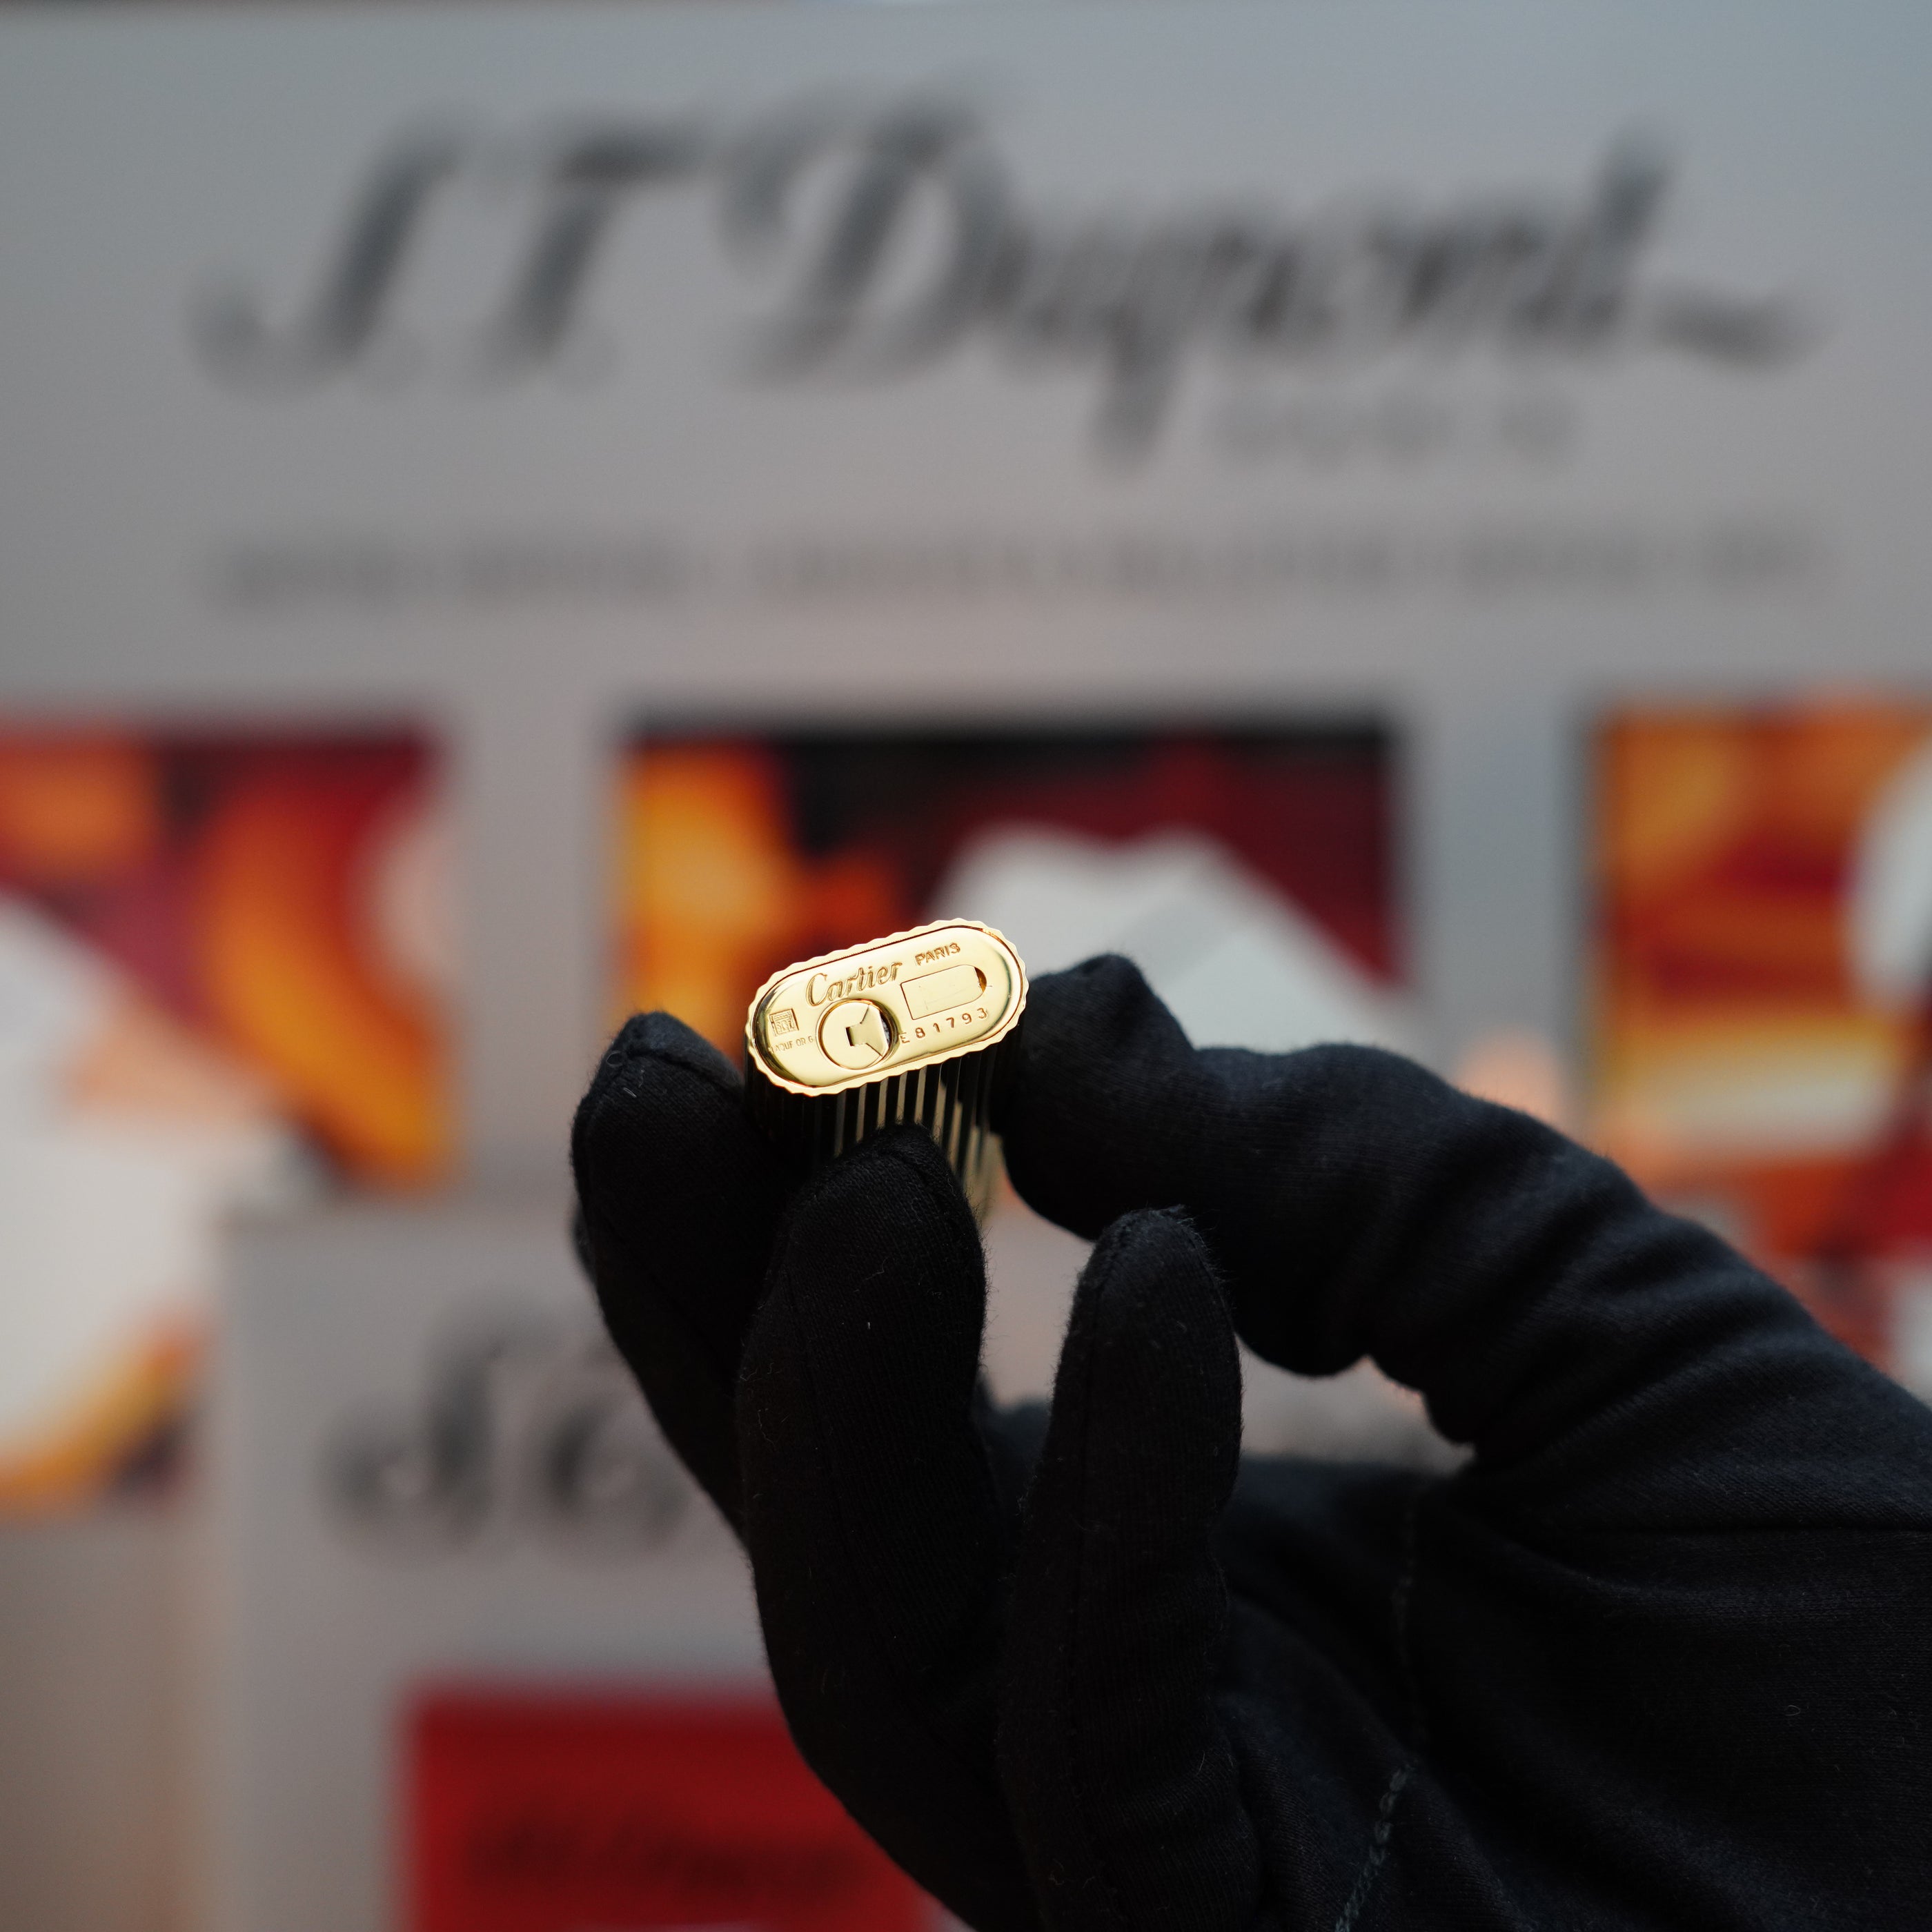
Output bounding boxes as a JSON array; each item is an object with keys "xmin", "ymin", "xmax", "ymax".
[{"xmin": 571, "ymin": 956, "xmax": 1932, "ymax": 1932}]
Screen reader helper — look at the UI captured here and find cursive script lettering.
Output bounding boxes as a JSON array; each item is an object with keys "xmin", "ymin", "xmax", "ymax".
[
  {"xmin": 197, "ymin": 98, "xmax": 1812, "ymax": 456},
  {"xmin": 807, "ymin": 959, "xmax": 899, "ymax": 1005},
  {"xmin": 324, "ymin": 1310, "xmax": 702, "ymax": 1555}
]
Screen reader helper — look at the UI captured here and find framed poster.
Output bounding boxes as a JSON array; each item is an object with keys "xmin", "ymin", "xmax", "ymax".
[
  {"xmin": 1592, "ymin": 703, "xmax": 1932, "ymax": 1381},
  {"xmin": 613, "ymin": 725, "xmax": 1408, "ymax": 1066},
  {"xmin": 0, "ymin": 726, "xmax": 449, "ymax": 1507}
]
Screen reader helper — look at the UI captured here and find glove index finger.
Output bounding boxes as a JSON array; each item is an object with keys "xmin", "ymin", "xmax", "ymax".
[{"xmin": 571, "ymin": 1010, "xmax": 792, "ymax": 1529}]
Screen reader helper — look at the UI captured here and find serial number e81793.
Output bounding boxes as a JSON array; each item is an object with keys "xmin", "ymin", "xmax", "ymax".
[{"xmin": 911, "ymin": 1004, "xmax": 989, "ymax": 1041}]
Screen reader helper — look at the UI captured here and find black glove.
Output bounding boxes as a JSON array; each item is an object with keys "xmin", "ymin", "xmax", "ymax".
[{"xmin": 572, "ymin": 956, "xmax": 1932, "ymax": 1931}]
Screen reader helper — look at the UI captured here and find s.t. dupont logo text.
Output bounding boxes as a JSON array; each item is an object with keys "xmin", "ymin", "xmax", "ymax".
[
  {"xmin": 323, "ymin": 1310, "xmax": 709, "ymax": 1557},
  {"xmin": 195, "ymin": 95, "xmax": 1812, "ymax": 457}
]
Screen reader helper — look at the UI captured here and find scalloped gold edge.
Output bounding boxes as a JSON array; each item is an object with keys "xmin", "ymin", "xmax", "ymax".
[{"xmin": 743, "ymin": 918, "xmax": 1028, "ymax": 1099}]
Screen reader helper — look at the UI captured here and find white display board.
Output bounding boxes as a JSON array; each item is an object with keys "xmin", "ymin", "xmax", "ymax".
[
  {"xmin": 3, "ymin": 0, "xmax": 1929, "ymax": 1176},
  {"xmin": 209, "ymin": 1197, "xmax": 761, "ymax": 1932}
]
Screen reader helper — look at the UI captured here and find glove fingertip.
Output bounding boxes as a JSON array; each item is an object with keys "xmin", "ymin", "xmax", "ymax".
[
  {"xmin": 999, "ymin": 960, "xmax": 1205, "ymax": 1239},
  {"xmin": 571, "ymin": 1012, "xmax": 784, "ymax": 1225},
  {"xmin": 786, "ymin": 1120, "xmax": 976, "ymax": 1236},
  {"xmin": 573, "ymin": 1013, "xmax": 742, "ymax": 1180},
  {"xmin": 1058, "ymin": 1207, "xmax": 1242, "ymax": 1511},
  {"xmin": 760, "ymin": 1125, "xmax": 986, "ymax": 1386}
]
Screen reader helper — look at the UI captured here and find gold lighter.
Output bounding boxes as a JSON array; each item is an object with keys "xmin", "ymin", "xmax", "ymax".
[{"xmin": 743, "ymin": 920, "xmax": 1027, "ymax": 1214}]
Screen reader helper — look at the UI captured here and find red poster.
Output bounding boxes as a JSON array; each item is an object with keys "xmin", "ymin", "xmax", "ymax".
[
  {"xmin": 1592, "ymin": 705, "xmax": 1932, "ymax": 1375},
  {"xmin": 614, "ymin": 727, "xmax": 1397, "ymax": 1056},
  {"xmin": 0, "ymin": 727, "xmax": 450, "ymax": 1510},
  {"xmin": 408, "ymin": 1690, "xmax": 931, "ymax": 1932}
]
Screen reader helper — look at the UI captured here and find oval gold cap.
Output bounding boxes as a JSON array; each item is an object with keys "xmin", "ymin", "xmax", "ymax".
[{"xmin": 745, "ymin": 920, "xmax": 1027, "ymax": 1097}]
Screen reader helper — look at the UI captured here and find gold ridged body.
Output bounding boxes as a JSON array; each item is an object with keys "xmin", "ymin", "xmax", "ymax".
[{"xmin": 743, "ymin": 920, "xmax": 1027, "ymax": 1216}]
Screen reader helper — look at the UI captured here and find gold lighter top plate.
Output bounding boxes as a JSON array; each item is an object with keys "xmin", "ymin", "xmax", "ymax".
[{"xmin": 747, "ymin": 920, "xmax": 1027, "ymax": 1096}]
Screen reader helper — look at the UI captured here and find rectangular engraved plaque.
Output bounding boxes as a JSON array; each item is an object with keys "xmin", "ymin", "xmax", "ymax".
[{"xmin": 742, "ymin": 920, "xmax": 1028, "ymax": 1214}]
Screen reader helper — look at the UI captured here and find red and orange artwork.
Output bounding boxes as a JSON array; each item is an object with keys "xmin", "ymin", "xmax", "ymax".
[
  {"xmin": 0, "ymin": 729, "xmax": 450, "ymax": 1181},
  {"xmin": 1593, "ymin": 704, "xmax": 1932, "ymax": 1377},
  {"xmin": 0, "ymin": 727, "xmax": 451, "ymax": 1509},
  {"xmin": 613, "ymin": 728, "xmax": 1401, "ymax": 1061}
]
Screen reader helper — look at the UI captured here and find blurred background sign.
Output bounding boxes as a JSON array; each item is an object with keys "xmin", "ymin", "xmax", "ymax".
[
  {"xmin": 4, "ymin": 0, "xmax": 1928, "ymax": 1160},
  {"xmin": 213, "ymin": 1198, "xmax": 759, "ymax": 1932}
]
